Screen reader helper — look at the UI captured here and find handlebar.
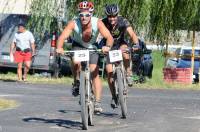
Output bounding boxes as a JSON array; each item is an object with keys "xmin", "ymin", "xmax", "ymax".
[
  {"xmin": 121, "ymin": 47, "xmax": 152, "ymax": 54},
  {"xmin": 62, "ymin": 49, "xmax": 103, "ymax": 56}
]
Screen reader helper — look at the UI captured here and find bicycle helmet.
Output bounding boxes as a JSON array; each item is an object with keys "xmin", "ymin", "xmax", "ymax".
[
  {"xmin": 78, "ymin": 1, "xmax": 94, "ymax": 12},
  {"xmin": 105, "ymin": 4, "xmax": 119, "ymax": 16}
]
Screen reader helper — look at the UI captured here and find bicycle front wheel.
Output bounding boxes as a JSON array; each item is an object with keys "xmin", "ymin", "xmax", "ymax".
[
  {"xmin": 116, "ymin": 68, "xmax": 127, "ymax": 118},
  {"xmin": 80, "ymin": 71, "xmax": 88, "ymax": 130}
]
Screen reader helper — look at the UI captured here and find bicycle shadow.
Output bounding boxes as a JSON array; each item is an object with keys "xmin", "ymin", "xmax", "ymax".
[
  {"xmin": 0, "ymin": 79, "xmax": 17, "ymax": 82},
  {"xmin": 23, "ymin": 117, "xmax": 82, "ymax": 130},
  {"xmin": 58, "ymin": 109, "xmax": 81, "ymax": 114},
  {"xmin": 95, "ymin": 112, "xmax": 119, "ymax": 118}
]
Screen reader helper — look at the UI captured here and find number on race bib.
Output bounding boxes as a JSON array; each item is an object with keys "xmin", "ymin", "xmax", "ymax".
[
  {"xmin": 109, "ymin": 50, "xmax": 123, "ymax": 63},
  {"xmin": 74, "ymin": 50, "xmax": 89, "ymax": 62}
]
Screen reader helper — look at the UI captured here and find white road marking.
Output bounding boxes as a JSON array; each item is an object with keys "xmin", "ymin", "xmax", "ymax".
[
  {"xmin": 50, "ymin": 126, "xmax": 63, "ymax": 130},
  {"xmin": 184, "ymin": 116, "xmax": 200, "ymax": 120},
  {"xmin": 173, "ymin": 107, "xmax": 185, "ymax": 110},
  {"xmin": 0, "ymin": 94, "xmax": 22, "ymax": 97}
]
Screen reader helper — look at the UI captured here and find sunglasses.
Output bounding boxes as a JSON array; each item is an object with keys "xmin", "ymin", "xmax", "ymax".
[{"xmin": 79, "ymin": 13, "xmax": 91, "ymax": 17}]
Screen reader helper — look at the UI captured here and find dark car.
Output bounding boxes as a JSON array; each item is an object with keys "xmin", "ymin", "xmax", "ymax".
[{"xmin": 132, "ymin": 40, "xmax": 153, "ymax": 83}]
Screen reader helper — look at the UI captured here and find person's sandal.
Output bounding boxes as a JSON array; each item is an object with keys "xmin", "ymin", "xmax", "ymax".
[{"xmin": 22, "ymin": 77, "xmax": 28, "ymax": 82}]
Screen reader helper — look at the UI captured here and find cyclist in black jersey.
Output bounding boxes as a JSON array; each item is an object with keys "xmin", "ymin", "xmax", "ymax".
[{"xmin": 100, "ymin": 4, "xmax": 139, "ymax": 108}]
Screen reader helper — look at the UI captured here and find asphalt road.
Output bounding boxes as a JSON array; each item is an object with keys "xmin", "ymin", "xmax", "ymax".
[{"xmin": 1, "ymin": 80, "xmax": 200, "ymax": 132}]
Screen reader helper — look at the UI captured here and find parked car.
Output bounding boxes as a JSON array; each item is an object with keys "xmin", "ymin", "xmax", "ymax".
[
  {"xmin": 132, "ymin": 39, "xmax": 153, "ymax": 83},
  {"xmin": 0, "ymin": 14, "xmax": 64, "ymax": 77},
  {"xmin": 165, "ymin": 47, "xmax": 181, "ymax": 68},
  {"xmin": 166, "ymin": 46, "xmax": 200, "ymax": 82}
]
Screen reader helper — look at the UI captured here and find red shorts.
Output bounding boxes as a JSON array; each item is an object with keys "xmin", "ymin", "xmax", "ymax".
[{"xmin": 14, "ymin": 51, "xmax": 32, "ymax": 63}]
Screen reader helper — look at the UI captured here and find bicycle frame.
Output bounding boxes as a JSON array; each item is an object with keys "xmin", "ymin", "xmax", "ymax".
[
  {"xmin": 63, "ymin": 49, "xmax": 98, "ymax": 130},
  {"xmin": 81, "ymin": 61, "xmax": 94, "ymax": 109},
  {"xmin": 110, "ymin": 49, "xmax": 134, "ymax": 118},
  {"xmin": 112, "ymin": 61, "xmax": 127, "ymax": 95}
]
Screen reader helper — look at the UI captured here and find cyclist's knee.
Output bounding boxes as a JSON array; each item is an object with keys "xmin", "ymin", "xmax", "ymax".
[
  {"xmin": 73, "ymin": 62, "xmax": 81, "ymax": 65},
  {"xmin": 73, "ymin": 62, "xmax": 81, "ymax": 68},
  {"xmin": 90, "ymin": 64, "xmax": 99, "ymax": 78},
  {"xmin": 107, "ymin": 72, "xmax": 113, "ymax": 78},
  {"xmin": 106, "ymin": 64, "xmax": 112, "ymax": 72},
  {"xmin": 91, "ymin": 70, "xmax": 99, "ymax": 78}
]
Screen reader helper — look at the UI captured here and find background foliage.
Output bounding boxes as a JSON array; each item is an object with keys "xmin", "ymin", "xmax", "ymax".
[{"xmin": 27, "ymin": 0, "xmax": 200, "ymax": 44}]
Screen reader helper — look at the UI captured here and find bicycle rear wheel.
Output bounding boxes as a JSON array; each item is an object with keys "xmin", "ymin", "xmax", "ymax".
[
  {"xmin": 80, "ymin": 71, "xmax": 88, "ymax": 130},
  {"xmin": 116, "ymin": 68, "xmax": 127, "ymax": 118}
]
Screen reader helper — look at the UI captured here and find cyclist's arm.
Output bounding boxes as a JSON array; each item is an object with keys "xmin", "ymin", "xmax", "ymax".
[
  {"xmin": 126, "ymin": 26, "xmax": 139, "ymax": 46},
  {"xmin": 97, "ymin": 19, "xmax": 113, "ymax": 48},
  {"xmin": 57, "ymin": 21, "xmax": 75, "ymax": 49}
]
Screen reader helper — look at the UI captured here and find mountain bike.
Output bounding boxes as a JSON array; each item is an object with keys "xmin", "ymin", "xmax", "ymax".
[
  {"xmin": 109, "ymin": 49, "xmax": 128, "ymax": 118},
  {"xmin": 63, "ymin": 49, "xmax": 100, "ymax": 130}
]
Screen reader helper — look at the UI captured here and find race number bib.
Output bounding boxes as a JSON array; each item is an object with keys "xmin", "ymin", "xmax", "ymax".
[
  {"xmin": 74, "ymin": 50, "xmax": 89, "ymax": 62},
  {"xmin": 109, "ymin": 50, "xmax": 123, "ymax": 63}
]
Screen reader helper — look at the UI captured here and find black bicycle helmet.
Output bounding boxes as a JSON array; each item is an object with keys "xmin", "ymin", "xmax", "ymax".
[{"xmin": 105, "ymin": 4, "xmax": 119, "ymax": 16}]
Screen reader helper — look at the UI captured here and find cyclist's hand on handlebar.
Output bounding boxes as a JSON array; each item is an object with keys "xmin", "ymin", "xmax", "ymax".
[
  {"xmin": 132, "ymin": 45, "xmax": 140, "ymax": 51},
  {"xmin": 102, "ymin": 46, "xmax": 111, "ymax": 54},
  {"xmin": 56, "ymin": 48, "xmax": 64, "ymax": 54}
]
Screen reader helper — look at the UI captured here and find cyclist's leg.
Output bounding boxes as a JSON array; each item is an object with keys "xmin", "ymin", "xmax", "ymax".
[
  {"xmin": 71, "ymin": 60, "xmax": 81, "ymax": 84},
  {"xmin": 120, "ymin": 43, "xmax": 133, "ymax": 86},
  {"xmin": 106, "ymin": 49, "xmax": 118, "ymax": 108},
  {"xmin": 120, "ymin": 44, "xmax": 131, "ymax": 75},
  {"xmin": 90, "ymin": 64, "xmax": 102, "ymax": 102},
  {"xmin": 71, "ymin": 44, "xmax": 82, "ymax": 82},
  {"xmin": 106, "ymin": 63, "xmax": 115, "ymax": 98},
  {"xmin": 89, "ymin": 51, "xmax": 103, "ymax": 112},
  {"xmin": 71, "ymin": 44, "xmax": 82, "ymax": 96}
]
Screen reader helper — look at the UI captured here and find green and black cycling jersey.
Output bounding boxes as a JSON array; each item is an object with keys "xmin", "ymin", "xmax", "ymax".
[{"xmin": 102, "ymin": 16, "xmax": 131, "ymax": 43}]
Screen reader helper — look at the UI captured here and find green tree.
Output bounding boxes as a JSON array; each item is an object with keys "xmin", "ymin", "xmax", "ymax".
[{"xmin": 27, "ymin": 0, "xmax": 200, "ymax": 44}]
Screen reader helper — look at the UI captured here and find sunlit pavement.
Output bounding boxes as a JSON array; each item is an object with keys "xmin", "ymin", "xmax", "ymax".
[{"xmin": 1, "ymin": 81, "xmax": 200, "ymax": 132}]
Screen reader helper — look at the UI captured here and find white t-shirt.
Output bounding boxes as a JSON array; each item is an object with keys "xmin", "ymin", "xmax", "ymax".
[{"xmin": 13, "ymin": 30, "xmax": 35, "ymax": 50}]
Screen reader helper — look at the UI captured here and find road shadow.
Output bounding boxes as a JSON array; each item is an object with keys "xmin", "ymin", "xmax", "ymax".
[
  {"xmin": 58, "ymin": 109, "xmax": 81, "ymax": 114},
  {"xmin": 95, "ymin": 112, "xmax": 119, "ymax": 118},
  {"xmin": 0, "ymin": 79, "xmax": 17, "ymax": 82},
  {"xmin": 23, "ymin": 117, "xmax": 82, "ymax": 130}
]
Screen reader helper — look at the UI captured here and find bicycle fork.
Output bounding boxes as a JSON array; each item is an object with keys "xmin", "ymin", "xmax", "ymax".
[
  {"xmin": 85, "ymin": 68, "xmax": 94, "ymax": 115},
  {"xmin": 113, "ymin": 63, "xmax": 127, "ymax": 98}
]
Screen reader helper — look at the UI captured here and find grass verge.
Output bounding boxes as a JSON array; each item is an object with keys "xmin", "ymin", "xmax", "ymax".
[
  {"xmin": 0, "ymin": 98, "xmax": 18, "ymax": 110},
  {"xmin": 0, "ymin": 51, "xmax": 199, "ymax": 89}
]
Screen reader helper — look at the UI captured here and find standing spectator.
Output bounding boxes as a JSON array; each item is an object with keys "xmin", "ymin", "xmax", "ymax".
[{"xmin": 10, "ymin": 23, "xmax": 35, "ymax": 81}]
